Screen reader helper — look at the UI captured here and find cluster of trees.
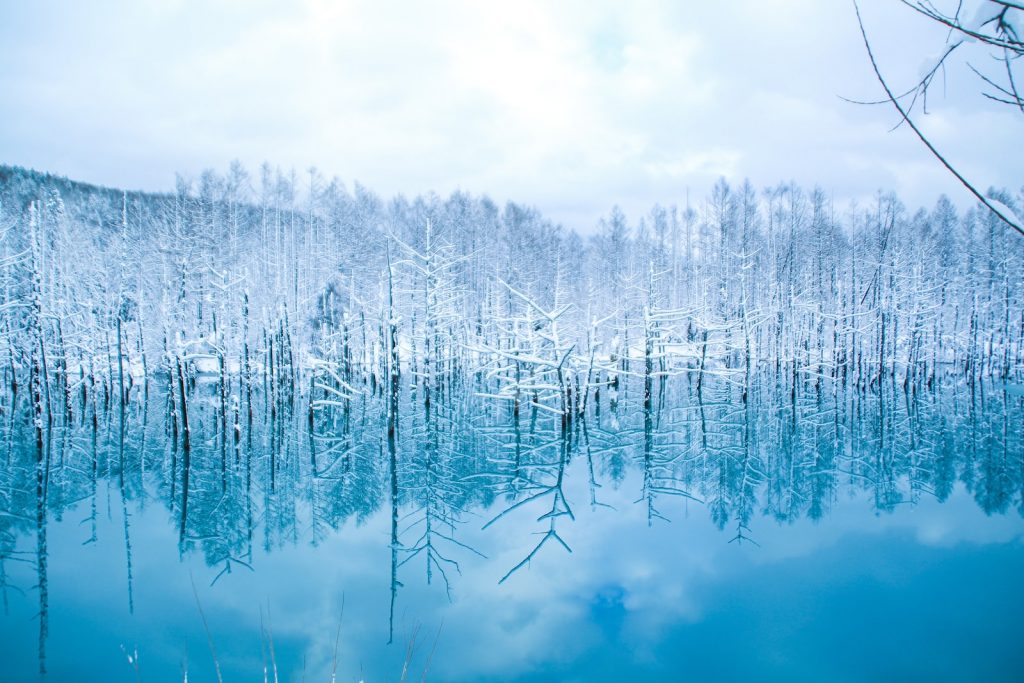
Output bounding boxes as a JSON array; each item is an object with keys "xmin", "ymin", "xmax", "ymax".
[
  {"xmin": 1, "ymin": 163, "xmax": 1021, "ymax": 437},
  {"xmin": 1, "ymin": 161, "xmax": 1021, "ymax": 672}
]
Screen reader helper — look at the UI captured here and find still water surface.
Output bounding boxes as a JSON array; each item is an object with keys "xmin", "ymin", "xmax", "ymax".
[{"xmin": 1, "ymin": 375, "xmax": 1022, "ymax": 681}]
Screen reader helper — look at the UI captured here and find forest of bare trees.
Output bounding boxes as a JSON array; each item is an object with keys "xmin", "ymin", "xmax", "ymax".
[
  {"xmin": 0, "ymin": 163, "xmax": 1021, "ymax": 676},
  {"xmin": 1, "ymin": 163, "xmax": 1021, "ymax": 427}
]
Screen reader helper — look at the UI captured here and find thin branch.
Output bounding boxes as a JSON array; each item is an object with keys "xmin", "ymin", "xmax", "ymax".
[{"xmin": 854, "ymin": 1, "xmax": 1024, "ymax": 238}]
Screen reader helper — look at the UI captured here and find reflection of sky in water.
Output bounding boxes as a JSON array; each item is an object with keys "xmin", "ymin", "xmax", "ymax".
[
  {"xmin": 2, "ymin": 374, "xmax": 1022, "ymax": 681},
  {"xmin": 2, "ymin": 466, "xmax": 1022, "ymax": 682}
]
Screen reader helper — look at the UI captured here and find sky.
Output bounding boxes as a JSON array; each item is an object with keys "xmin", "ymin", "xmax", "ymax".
[{"xmin": 1, "ymin": 0, "xmax": 1021, "ymax": 231}]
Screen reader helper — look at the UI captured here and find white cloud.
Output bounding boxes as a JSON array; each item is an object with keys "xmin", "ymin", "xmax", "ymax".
[{"xmin": 0, "ymin": 0, "xmax": 1020, "ymax": 230}]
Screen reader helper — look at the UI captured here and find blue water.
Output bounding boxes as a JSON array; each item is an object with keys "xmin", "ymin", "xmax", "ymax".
[{"xmin": 0, "ymin": 376, "xmax": 1022, "ymax": 682}]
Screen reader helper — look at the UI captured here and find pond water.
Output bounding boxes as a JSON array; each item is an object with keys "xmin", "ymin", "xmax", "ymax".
[{"xmin": 1, "ymin": 375, "xmax": 1022, "ymax": 682}]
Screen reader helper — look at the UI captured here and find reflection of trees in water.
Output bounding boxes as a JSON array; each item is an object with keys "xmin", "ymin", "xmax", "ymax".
[{"xmin": 0, "ymin": 372, "xmax": 1021, "ymax": 662}]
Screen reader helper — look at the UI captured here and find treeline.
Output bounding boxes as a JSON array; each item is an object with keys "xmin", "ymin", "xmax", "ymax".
[{"xmin": 1, "ymin": 163, "xmax": 1021, "ymax": 431}]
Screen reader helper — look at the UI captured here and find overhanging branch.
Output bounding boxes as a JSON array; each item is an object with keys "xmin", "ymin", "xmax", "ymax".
[{"xmin": 854, "ymin": 0, "xmax": 1024, "ymax": 238}]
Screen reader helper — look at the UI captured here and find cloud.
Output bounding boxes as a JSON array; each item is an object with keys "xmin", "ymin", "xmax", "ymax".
[{"xmin": 0, "ymin": 0, "xmax": 1020, "ymax": 231}]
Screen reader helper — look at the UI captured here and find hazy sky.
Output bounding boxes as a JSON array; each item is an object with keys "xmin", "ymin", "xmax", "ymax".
[{"xmin": 1, "ymin": 0, "xmax": 1020, "ymax": 230}]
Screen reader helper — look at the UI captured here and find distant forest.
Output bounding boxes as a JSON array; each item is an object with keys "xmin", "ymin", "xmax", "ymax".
[{"xmin": 1, "ymin": 163, "xmax": 1021, "ymax": 430}]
